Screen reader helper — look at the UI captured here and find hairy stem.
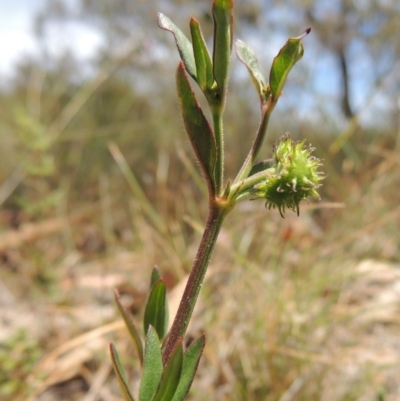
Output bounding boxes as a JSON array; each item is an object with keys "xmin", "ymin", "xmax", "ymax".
[
  {"xmin": 233, "ymin": 100, "xmax": 275, "ymax": 184},
  {"xmin": 212, "ymin": 107, "xmax": 224, "ymax": 195},
  {"xmin": 162, "ymin": 203, "xmax": 226, "ymax": 364},
  {"xmin": 229, "ymin": 167, "xmax": 276, "ymax": 199}
]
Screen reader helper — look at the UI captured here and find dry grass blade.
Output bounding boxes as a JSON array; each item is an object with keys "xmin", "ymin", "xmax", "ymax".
[
  {"xmin": 0, "ymin": 205, "xmax": 99, "ymax": 252},
  {"xmin": 24, "ymin": 321, "xmax": 125, "ymax": 401}
]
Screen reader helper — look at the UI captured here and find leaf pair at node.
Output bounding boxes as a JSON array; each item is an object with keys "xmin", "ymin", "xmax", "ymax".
[
  {"xmin": 110, "ymin": 267, "xmax": 206, "ymax": 401},
  {"xmin": 158, "ymin": 0, "xmax": 234, "ymax": 196},
  {"xmin": 236, "ymin": 28, "xmax": 311, "ymax": 105},
  {"xmin": 158, "ymin": 0, "xmax": 232, "ymax": 102}
]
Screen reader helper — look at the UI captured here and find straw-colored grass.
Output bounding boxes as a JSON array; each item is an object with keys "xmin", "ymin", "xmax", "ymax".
[{"xmin": 1, "ymin": 124, "xmax": 399, "ymax": 400}]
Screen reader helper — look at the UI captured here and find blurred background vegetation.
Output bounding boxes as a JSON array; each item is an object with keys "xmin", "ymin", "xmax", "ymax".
[{"xmin": 0, "ymin": 1, "xmax": 399, "ymax": 400}]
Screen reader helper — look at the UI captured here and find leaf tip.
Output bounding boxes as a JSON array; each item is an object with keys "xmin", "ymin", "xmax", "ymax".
[
  {"xmin": 157, "ymin": 13, "xmax": 165, "ymax": 27},
  {"xmin": 235, "ymin": 38, "xmax": 244, "ymax": 48},
  {"xmin": 297, "ymin": 27, "xmax": 311, "ymax": 39},
  {"xmin": 109, "ymin": 342, "xmax": 117, "ymax": 360}
]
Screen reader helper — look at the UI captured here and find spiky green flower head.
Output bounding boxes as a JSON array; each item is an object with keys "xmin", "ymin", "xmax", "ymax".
[{"xmin": 251, "ymin": 133, "xmax": 324, "ymax": 217}]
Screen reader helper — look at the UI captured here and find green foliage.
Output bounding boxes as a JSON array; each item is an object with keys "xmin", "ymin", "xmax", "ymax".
[
  {"xmin": 111, "ymin": 270, "xmax": 206, "ymax": 401},
  {"xmin": 143, "ymin": 278, "xmax": 169, "ymax": 340},
  {"xmin": 269, "ymin": 29, "xmax": 310, "ymax": 101},
  {"xmin": 150, "ymin": 266, "xmax": 162, "ymax": 288},
  {"xmin": 212, "ymin": 0, "xmax": 233, "ymax": 101},
  {"xmin": 176, "ymin": 63, "xmax": 217, "ymax": 194},
  {"xmin": 139, "ymin": 326, "xmax": 164, "ymax": 401},
  {"xmin": 170, "ymin": 335, "xmax": 206, "ymax": 401},
  {"xmin": 190, "ymin": 18, "xmax": 214, "ymax": 93},
  {"xmin": 2, "ymin": 2, "xmax": 400, "ymax": 400},
  {"xmin": 0, "ymin": 330, "xmax": 41, "ymax": 398},
  {"xmin": 235, "ymin": 39, "xmax": 269, "ymax": 103},
  {"xmin": 114, "ymin": 290, "xmax": 144, "ymax": 366},
  {"xmin": 157, "ymin": 13, "xmax": 197, "ymax": 81},
  {"xmin": 113, "ymin": 1, "xmax": 316, "ymax": 400},
  {"xmin": 236, "ymin": 28, "xmax": 310, "ymax": 106},
  {"xmin": 152, "ymin": 340, "xmax": 183, "ymax": 401},
  {"xmin": 13, "ymin": 107, "xmax": 55, "ymax": 176},
  {"xmin": 110, "ymin": 344, "xmax": 137, "ymax": 401}
]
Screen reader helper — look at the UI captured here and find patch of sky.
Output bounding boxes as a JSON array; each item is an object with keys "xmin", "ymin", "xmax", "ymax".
[{"xmin": 0, "ymin": 0, "xmax": 43, "ymax": 76}]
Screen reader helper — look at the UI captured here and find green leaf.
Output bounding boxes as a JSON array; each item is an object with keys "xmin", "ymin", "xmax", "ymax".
[
  {"xmin": 190, "ymin": 18, "xmax": 214, "ymax": 92},
  {"xmin": 212, "ymin": 0, "xmax": 233, "ymax": 100},
  {"xmin": 153, "ymin": 340, "xmax": 183, "ymax": 401},
  {"xmin": 144, "ymin": 279, "xmax": 169, "ymax": 340},
  {"xmin": 235, "ymin": 39, "xmax": 270, "ymax": 103},
  {"xmin": 222, "ymin": 178, "xmax": 231, "ymax": 199},
  {"xmin": 269, "ymin": 28, "xmax": 311, "ymax": 101},
  {"xmin": 114, "ymin": 290, "xmax": 144, "ymax": 367},
  {"xmin": 248, "ymin": 159, "xmax": 274, "ymax": 177},
  {"xmin": 170, "ymin": 335, "xmax": 206, "ymax": 401},
  {"xmin": 150, "ymin": 266, "xmax": 162, "ymax": 289},
  {"xmin": 158, "ymin": 13, "xmax": 197, "ymax": 81},
  {"xmin": 110, "ymin": 343, "xmax": 137, "ymax": 401},
  {"xmin": 139, "ymin": 327, "xmax": 163, "ymax": 401},
  {"xmin": 176, "ymin": 62, "xmax": 217, "ymax": 194}
]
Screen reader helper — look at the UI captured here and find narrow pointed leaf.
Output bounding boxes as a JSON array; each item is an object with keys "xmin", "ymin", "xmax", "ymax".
[
  {"xmin": 190, "ymin": 18, "xmax": 214, "ymax": 92},
  {"xmin": 139, "ymin": 327, "xmax": 163, "ymax": 401},
  {"xmin": 158, "ymin": 13, "xmax": 197, "ymax": 81},
  {"xmin": 144, "ymin": 279, "xmax": 169, "ymax": 340},
  {"xmin": 150, "ymin": 266, "xmax": 162, "ymax": 289},
  {"xmin": 269, "ymin": 28, "xmax": 311, "ymax": 101},
  {"xmin": 222, "ymin": 178, "xmax": 231, "ymax": 199},
  {"xmin": 236, "ymin": 39, "xmax": 269, "ymax": 103},
  {"xmin": 110, "ymin": 343, "xmax": 137, "ymax": 401},
  {"xmin": 248, "ymin": 159, "xmax": 274, "ymax": 177},
  {"xmin": 153, "ymin": 340, "xmax": 183, "ymax": 401},
  {"xmin": 114, "ymin": 290, "xmax": 144, "ymax": 367},
  {"xmin": 212, "ymin": 0, "xmax": 233, "ymax": 100},
  {"xmin": 176, "ymin": 62, "xmax": 216, "ymax": 193},
  {"xmin": 171, "ymin": 334, "xmax": 206, "ymax": 401}
]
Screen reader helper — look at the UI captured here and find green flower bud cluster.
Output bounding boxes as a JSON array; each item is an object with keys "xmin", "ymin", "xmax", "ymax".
[{"xmin": 251, "ymin": 134, "xmax": 324, "ymax": 217}]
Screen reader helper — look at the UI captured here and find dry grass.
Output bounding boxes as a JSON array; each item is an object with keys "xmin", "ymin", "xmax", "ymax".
[
  {"xmin": 1, "ymin": 126, "xmax": 399, "ymax": 401},
  {"xmin": 1, "ymin": 27, "xmax": 399, "ymax": 397}
]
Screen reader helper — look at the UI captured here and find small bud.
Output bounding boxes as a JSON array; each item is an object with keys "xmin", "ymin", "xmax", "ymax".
[{"xmin": 251, "ymin": 134, "xmax": 324, "ymax": 217}]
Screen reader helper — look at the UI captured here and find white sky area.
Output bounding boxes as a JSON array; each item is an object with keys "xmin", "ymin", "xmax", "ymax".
[
  {"xmin": 0, "ymin": 0, "xmax": 103, "ymax": 77},
  {"xmin": 0, "ymin": 1, "xmax": 40, "ymax": 75}
]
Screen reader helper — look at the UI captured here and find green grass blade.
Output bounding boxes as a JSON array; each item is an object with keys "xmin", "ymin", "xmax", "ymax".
[
  {"xmin": 114, "ymin": 289, "xmax": 144, "ymax": 367},
  {"xmin": 108, "ymin": 142, "xmax": 167, "ymax": 235},
  {"xmin": 110, "ymin": 343, "xmax": 137, "ymax": 401}
]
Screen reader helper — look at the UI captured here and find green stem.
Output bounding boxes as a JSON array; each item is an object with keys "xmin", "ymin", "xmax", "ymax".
[
  {"xmin": 229, "ymin": 167, "xmax": 275, "ymax": 200},
  {"xmin": 212, "ymin": 107, "xmax": 224, "ymax": 195},
  {"xmin": 233, "ymin": 100, "xmax": 275, "ymax": 184},
  {"xmin": 162, "ymin": 203, "xmax": 227, "ymax": 364}
]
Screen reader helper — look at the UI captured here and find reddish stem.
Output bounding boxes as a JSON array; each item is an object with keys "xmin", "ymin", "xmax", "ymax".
[{"xmin": 162, "ymin": 203, "xmax": 226, "ymax": 364}]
